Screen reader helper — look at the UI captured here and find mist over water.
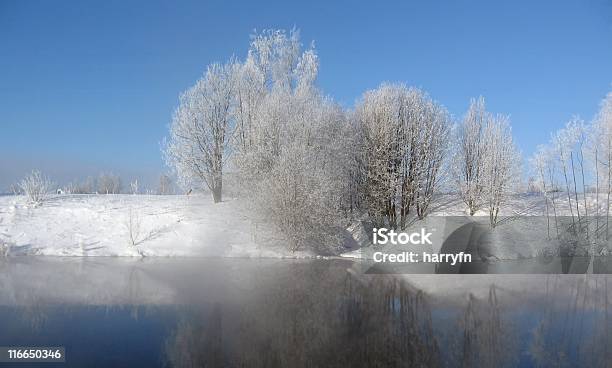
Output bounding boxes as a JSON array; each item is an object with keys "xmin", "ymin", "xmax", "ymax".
[{"xmin": 0, "ymin": 258, "xmax": 610, "ymax": 367}]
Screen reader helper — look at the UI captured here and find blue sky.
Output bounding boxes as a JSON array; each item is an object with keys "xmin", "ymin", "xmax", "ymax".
[{"xmin": 1, "ymin": 0, "xmax": 611, "ymax": 190}]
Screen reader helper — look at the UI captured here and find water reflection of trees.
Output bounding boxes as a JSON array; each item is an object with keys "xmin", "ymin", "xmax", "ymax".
[
  {"xmin": 163, "ymin": 264, "xmax": 525, "ymax": 368},
  {"xmin": 335, "ymin": 274, "xmax": 440, "ymax": 367},
  {"xmin": 530, "ymin": 276, "xmax": 612, "ymax": 367},
  {"xmin": 164, "ymin": 305, "xmax": 225, "ymax": 368},
  {"xmin": 5, "ymin": 259, "xmax": 611, "ymax": 367},
  {"xmin": 457, "ymin": 286, "xmax": 517, "ymax": 368}
]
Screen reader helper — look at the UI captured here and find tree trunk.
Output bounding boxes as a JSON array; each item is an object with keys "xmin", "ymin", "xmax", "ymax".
[
  {"xmin": 211, "ymin": 177, "xmax": 223, "ymax": 203},
  {"xmin": 539, "ymin": 167, "xmax": 550, "ymax": 239},
  {"xmin": 596, "ymin": 149, "xmax": 600, "ymax": 239},
  {"xmin": 606, "ymin": 136, "xmax": 612, "ymax": 240},
  {"xmin": 561, "ymin": 158, "xmax": 575, "ymax": 226},
  {"xmin": 548, "ymin": 166, "xmax": 559, "ymax": 237},
  {"xmin": 570, "ymin": 153, "xmax": 581, "ymax": 224}
]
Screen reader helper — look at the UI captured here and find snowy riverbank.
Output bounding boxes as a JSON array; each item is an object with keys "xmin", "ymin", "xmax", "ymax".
[
  {"xmin": 1, "ymin": 193, "xmax": 609, "ymax": 260},
  {"xmin": 0, "ymin": 194, "xmax": 313, "ymax": 258}
]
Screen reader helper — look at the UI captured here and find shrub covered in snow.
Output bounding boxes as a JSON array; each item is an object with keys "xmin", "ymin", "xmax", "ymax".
[
  {"xmin": 125, "ymin": 207, "xmax": 142, "ymax": 246},
  {"xmin": 19, "ymin": 170, "xmax": 53, "ymax": 205}
]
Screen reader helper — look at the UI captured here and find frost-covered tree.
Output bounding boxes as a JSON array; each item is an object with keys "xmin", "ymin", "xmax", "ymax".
[
  {"xmin": 233, "ymin": 29, "xmax": 319, "ymax": 156},
  {"xmin": 355, "ymin": 84, "xmax": 451, "ymax": 228},
  {"xmin": 19, "ymin": 170, "xmax": 53, "ymax": 205},
  {"xmin": 551, "ymin": 119, "xmax": 583, "ymax": 225},
  {"xmin": 454, "ymin": 97, "xmax": 487, "ymax": 215},
  {"xmin": 158, "ymin": 174, "xmax": 173, "ymax": 195},
  {"xmin": 412, "ymin": 95, "xmax": 451, "ymax": 219},
  {"xmin": 9, "ymin": 183, "xmax": 21, "ymax": 196},
  {"xmin": 73, "ymin": 176, "xmax": 95, "ymax": 194},
  {"xmin": 232, "ymin": 29, "xmax": 355, "ymax": 251},
  {"xmin": 530, "ymin": 145, "xmax": 559, "ymax": 238},
  {"xmin": 161, "ymin": 28, "xmax": 352, "ymax": 250},
  {"xmin": 481, "ymin": 114, "xmax": 521, "ymax": 227},
  {"xmin": 591, "ymin": 92, "xmax": 612, "ymax": 239},
  {"xmin": 97, "ymin": 172, "xmax": 122, "ymax": 194},
  {"xmin": 67, "ymin": 177, "xmax": 91, "ymax": 194},
  {"xmin": 234, "ymin": 56, "xmax": 265, "ymax": 150},
  {"xmin": 164, "ymin": 61, "xmax": 239, "ymax": 203},
  {"xmin": 238, "ymin": 94, "xmax": 354, "ymax": 252},
  {"xmin": 130, "ymin": 180, "xmax": 139, "ymax": 195},
  {"xmin": 247, "ymin": 28, "xmax": 302, "ymax": 91},
  {"xmin": 354, "ymin": 86, "xmax": 400, "ymax": 227}
]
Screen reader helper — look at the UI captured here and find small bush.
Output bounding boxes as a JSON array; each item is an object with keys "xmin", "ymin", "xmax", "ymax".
[
  {"xmin": 19, "ymin": 170, "xmax": 53, "ymax": 205},
  {"xmin": 125, "ymin": 207, "xmax": 142, "ymax": 246}
]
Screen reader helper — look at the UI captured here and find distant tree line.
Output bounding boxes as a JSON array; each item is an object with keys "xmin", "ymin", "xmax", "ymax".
[{"xmin": 13, "ymin": 172, "xmax": 175, "ymax": 201}]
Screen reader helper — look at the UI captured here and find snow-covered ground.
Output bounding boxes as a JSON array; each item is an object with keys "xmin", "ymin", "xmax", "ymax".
[
  {"xmin": 0, "ymin": 192, "xmax": 609, "ymax": 259},
  {"xmin": 0, "ymin": 194, "xmax": 312, "ymax": 258}
]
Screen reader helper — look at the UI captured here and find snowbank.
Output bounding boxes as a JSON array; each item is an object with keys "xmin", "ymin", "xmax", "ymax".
[
  {"xmin": 0, "ymin": 194, "xmax": 312, "ymax": 258},
  {"xmin": 1, "ymin": 192, "xmax": 607, "ymax": 260}
]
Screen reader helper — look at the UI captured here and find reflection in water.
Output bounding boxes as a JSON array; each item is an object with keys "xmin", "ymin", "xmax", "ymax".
[
  {"xmin": 529, "ymin": 277, "xmax": 612, "ymax": 367},
  {"xmin": 456, "ymin": 288, "xmax": 511, "ymax": 367},
  {"xmin": 163, "ymin": 269, "xmax": 442, "ymax": 368},
  {"xmin": 0, "ymin": 258, "xmax": 610, "ymax": 367}
]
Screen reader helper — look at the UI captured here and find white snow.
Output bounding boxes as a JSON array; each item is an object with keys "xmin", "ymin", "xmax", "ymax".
[
  {"xmin": 0, "ymin": 194, "xmax": 313, "ymax": 258},
  {"xmin": 0, "ymin": 192, "xmax": 607, "ymax": 259}
]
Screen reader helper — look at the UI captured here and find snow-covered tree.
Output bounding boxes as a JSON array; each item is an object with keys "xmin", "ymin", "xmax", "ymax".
[
  {"xmin": 164, "ymin": 61, "xmax": 239, "ymax": 203},
  {"xmin": 19, "ymin": 170, "xmax": 53, "ymax": 205},
  {"xmin": 591, "ymin": 92, "xmax": 612, "ymax": 239},
  {"xmin": 454, "ymin": 97, "xmax": 487, "ymax": 215},
  {"xmin": 234, "ymin": 56, "xmax": 265, "ymax": 151},
  {"xmin": 481, "ymin": 114, "xmax": 521, "ymax": 227},
  {"xmin": 72, "ymin": 176, "xmax": 95, "ymax": 194},
  {"xmin": 247, "ymin": 28, "xmax": 302, "ymax": 91},
  {"xmin": 158, "ymin": 174, "xmax": 173, "ymax": 195},
  {"xmin": 9, "ymin": 183, "xmax": 21, "ymax": 196},
  {"xmin": 355, "ymin": 84, "xmax": 451, "ymax": 228},
  {"xmin": 232, "ymin": 29, "xmax": 319, "ymax": 157},
  {"xmin": 529, "ymin": 145, "xmax": 558, "ymax": 238},
  {"xmin": 412, "ymin": 94, "xmax": 451, "ymax": 219},
  {"xmin": 231, "ymin": 29, "xmax": 355, "ymax": 251},
  {"xmin": 130, "ymin": 180, "xmax": 139, "ymax": 195},
  {"xmin": 97, "ymin": 172, "xmax": 122, "ymax": 194},
  {"xmin": 551, "ymin": 118, "xmax": 583, "ymax": 225},
  {"xmin": 453, "ymin": 96, "xmax": 523, "ymax": 224}
]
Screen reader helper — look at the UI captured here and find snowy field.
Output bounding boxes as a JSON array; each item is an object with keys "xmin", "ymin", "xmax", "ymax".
[
  {"xmin": 0, "ymin": 194, "xmax": 312, "ymax": 258},
  {"xmin": 0, "ymin": 192, "xmax": 608, "ymax": 259}
]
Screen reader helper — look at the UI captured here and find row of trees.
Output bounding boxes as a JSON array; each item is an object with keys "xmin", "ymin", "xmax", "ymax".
[
  {"xmin": 14, "ymin": 171, "xmax": 175, "ymax": 205},
  {"xmin": 65, "ymin": 173, "xmax": 173, "ymax": 195},
  {"xmin": 530, "ymin": 92, "xmax": 612, "ymax": 243},
  {"xmin": 165, "ymin": 29, "xmax": 522, "ymax": 250}
]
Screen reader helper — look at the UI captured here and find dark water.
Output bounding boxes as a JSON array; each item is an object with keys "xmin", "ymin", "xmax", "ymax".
[{"xmin": 0, "ymin": 258, "xmax": 611, "ymax": 367}]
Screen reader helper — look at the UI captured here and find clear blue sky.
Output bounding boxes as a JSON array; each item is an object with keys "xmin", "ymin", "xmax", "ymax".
[{"xmin": 1, "ymin": 0, "xmax": 611, "ymax": 190}]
